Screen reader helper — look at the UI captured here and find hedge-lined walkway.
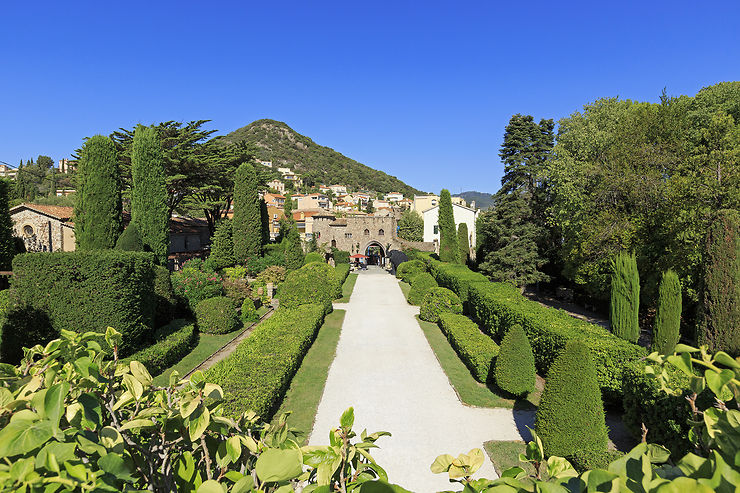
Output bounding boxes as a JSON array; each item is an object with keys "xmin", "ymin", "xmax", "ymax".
[{"xmin": 309, "ymin": 268, "xmax": 530, "ymax": 492}]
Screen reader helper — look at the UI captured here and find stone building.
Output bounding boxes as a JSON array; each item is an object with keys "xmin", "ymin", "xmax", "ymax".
[{"xmin": 10, "ymin": 204, "xmax": 76, "ymax": 252}]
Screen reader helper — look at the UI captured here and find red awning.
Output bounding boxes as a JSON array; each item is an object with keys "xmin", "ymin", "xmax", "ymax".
[{"xmin": 349, "ymin": 254, "xmax": 368, "ymax": 259}]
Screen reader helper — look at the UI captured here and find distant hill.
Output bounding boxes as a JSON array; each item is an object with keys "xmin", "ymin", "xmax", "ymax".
[
  {"xmin": 455, "ymin": 191, "xmax": 494, "ymax": 210},
  {"xmin": 221, "ymin": 119, "xmax": 423, "ymax": 196}
]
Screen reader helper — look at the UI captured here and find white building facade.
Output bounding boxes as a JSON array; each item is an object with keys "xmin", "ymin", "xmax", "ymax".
[{"xmin": 422, "ymin": 203, "xmax": 479, "ymax": 251}]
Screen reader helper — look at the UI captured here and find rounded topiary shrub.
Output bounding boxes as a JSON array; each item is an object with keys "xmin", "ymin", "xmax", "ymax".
[
  {"xmin": 240, "ymin": 298, "xmax": 260, "ymax": 325},
  {"xmin": 535, "ymin": 340, "xmax": 608, "ymax": 458},
  {"xmin": 396, "ymin": 260, "xmax": 427, "ymax": 283},
  {"xmin": 303, "ymin": 251, "xmax": 325, "ymax": 265},
  {"xmin": 115, "ymin": 223, "xmax": 144, "ymax": 251},
  {"xmin": 494, "ymin": 324, "xmax": 535, "ymax": 397},
  {"xmin": 277, "ymin": 261, "xmax": 336, "ymax": 314},
  {"xmin": 408, "ymin": 272, "xmax": 438, "ymax": 305},
  {"xmin": 420, "ymin": 287, "xmax": 462, "ymax": 323},
  {"xmin": 195, "ymin": 296, "xmax": 240, "ymax": 334}
]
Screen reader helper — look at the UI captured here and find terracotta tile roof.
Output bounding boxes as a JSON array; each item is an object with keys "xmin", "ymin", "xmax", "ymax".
[
  {"xmin": 170, "ymin": 216, "xmax": 209, "ymax": 234},
  {"xmin": 12, "ymin": 203, "xmax": 74, "ymax": 221}
]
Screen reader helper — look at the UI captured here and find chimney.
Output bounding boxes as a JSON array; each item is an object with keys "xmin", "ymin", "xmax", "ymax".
[{"xmin": 470, "ymin": 200, "xmax": 476, "ymax": 210}]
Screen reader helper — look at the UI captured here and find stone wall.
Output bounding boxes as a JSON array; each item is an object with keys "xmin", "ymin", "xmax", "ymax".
[{"xmin": 11, "ymin": 209, "xmax": 74, "ymax": 252}]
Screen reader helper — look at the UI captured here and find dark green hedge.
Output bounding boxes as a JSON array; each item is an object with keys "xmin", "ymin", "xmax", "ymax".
[
  {"xmin": 153, "ymin": 265, "xmax": 176, "ymax": 328},
  {"xmin": 278, "ymin": 262, "xmax": 337, "ymax": 314},
  {"xmin": 420, "ymin": 287, "xmax": 463, "ymax": 322},
  {"xmin": 331, "ymin": 248, "xmax": 350, "ymax": 265},
  {"xmin": 122, "ymin": 319, "xmax": 197, "ymax": 377},
  {"xmin": 303, "ymin": 252, "xmax": 325, "ymax": 265},
  {"xmin": 10, "ymin": 251, "xmax": 155, "ymax": 356},
  {"xmin": 396, "ymin": 260, "xmax": 427, "ymax": 283},
  {"xmin": 494, "ymin": 324, "xmax": 536, "ymax": 397},
  {"xmin": 468, "ymin": 281, "xmax": 646, "ymax": 403},
  {"xmin": 205, "ymin": 304, "xmax": 325, "ymax": 418},
  {"xmin": 408, "ymin": 272, "xmax": 438, "ymax": 305},
  {"xmin": 438, "ymin": 313, "xmax": 499, "ymax": 383},
  {"xmin": 195, "ymin": 296, "xmax": 240, "ymax": 334},
  {"xmin": 428, "ymin": 260, "xmax": 488, "ymax": 303},
  {"xmin": 334, "ymin": 264, "xmax": 350, "ymax": 298}
]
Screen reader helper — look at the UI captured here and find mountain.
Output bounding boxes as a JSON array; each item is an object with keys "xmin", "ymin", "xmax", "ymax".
[
  {"xmin": 221, "ymin": 119, "xmax": 423, "ymax": 196},
  {"xmin": 455, "ymin": 191, "xmax": 495, "ymax": 210}
]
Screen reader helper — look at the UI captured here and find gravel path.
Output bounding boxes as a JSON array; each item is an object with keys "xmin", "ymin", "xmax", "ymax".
[{"xmin": 309, "ymin": 268, "xmax": 530, "ymax": 492}]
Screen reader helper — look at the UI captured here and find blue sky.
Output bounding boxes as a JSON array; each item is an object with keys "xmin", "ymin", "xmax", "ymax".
[{"xmin": 1, "ymin": 1, "xmax": 739, "ymax": 194}]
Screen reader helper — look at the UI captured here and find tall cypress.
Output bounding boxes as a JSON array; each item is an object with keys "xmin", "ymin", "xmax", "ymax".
[
  {"xmin": 232, "ymin": 163, "xmax": 262, "ymax": 263},
  {"xmin": 0, "ymin": 179, "xmax": 15, "ymax": 270},
  {"xmin": 699, "ymin": 209, "xmax": 740, "ymax": 354},
  {"xmin": 457, "ymin": 222, "xmax": 470, "ymax": 265},
  {"xmin": 653, "ymin": 270, "xmax": 682, "ymax": 354},
  {"xmin": 284, "ymin": 224, "xmax": 304, "ymax": 270},
  {"xmin": 260, "ymin": 198, "xmax": 270, "ymax": 245},
  {"xmin": 131, "ymin": 125, "xmax": 169, "ymax": 264},
  {"xmin": 75, "ymin": 135, "xmax": 122, "ymax": 250},
  {"xmin": 438, "ymin": 189, "xmax": 459, "ymax": 263},
  {"xmin": 209, "ymin": 220, "xmax": 236, "ymax": 270},
  {"xmin": 610, "ymin": 252, "xmax": 640, "ymax": 343}
]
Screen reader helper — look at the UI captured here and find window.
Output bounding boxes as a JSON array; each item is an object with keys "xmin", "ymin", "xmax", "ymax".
[
  {"xmin": 316, "ymin": 232, "xmax": 320, "ymax": 239},
  {"xmin": 433, "ymin": 225, "xmax": 439, "ymax": 235},
  {"xmin": 23, "ymin": 225, "xmax": 34, "ymax": 237},
  {"xmin": 345, "ymin": 233, "xmax": 353, "ymax": 239},
  {"xmin": 378, "ymin": 229, "xmax": 384, "ymax": 236},
  {"xmin": 273, "ymin": 214, "xmax": 278, "ymax": 219},
  {"xmin": 364, "ymin": 229, "xmax": 369, "ymax": 235},
  {"xmin": 331, "ymin": 240, "xmax": 337, "ymax": 247}
]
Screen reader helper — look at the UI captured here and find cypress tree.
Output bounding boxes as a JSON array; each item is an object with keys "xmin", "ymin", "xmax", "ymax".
[
  {"xmin": 75, "ymin": 135, "xmax": 122, "ymax": 250},
  {"xmin": 260, "ymin": 198, "xmax": 270, "ymax": 245},
  {"xmin": 438, "ymin": 189, "xmax": 459, "ymax": 263},
  {"xmin": 284, "ymin": 224, "xmax": 304, "ymax": 270},
  {"xmin": 209, "ymin": 220, "xmax": 236, "ymax": 270},
  {"xmin": 232, "ymin": 163, "xmax": 262, "ymax": 263},
  {"xmin": 115, "ymin": 223, "xmax": 144, "ymax": 251},
  {"xmin": 0, "ymin": 180, "xmax": 15, "ymax": 270},
  {"xmin": 131, "ymin": 125, "xmax": 169, "ymax": 264},
  {"xmin": 653, "ymin": 270, "xmax": 682, "ymax": 354},
  {"xmin": 699, "ymin": 209, "xmax": 740, "ymax": 354},
  {"xmin": 535, "ymin": 341, "xmax": 608, "ymax": 458},
  {"xmin": 610, "ymin": 251, "xmax": 640, "ymax": 343},
  {"xmin": 494, "ymin": 324, "xmax": 535, "ymax": 397},
  {"xmin": 457, "ymin": 222, "xmax": 470, "ymax": 265}
]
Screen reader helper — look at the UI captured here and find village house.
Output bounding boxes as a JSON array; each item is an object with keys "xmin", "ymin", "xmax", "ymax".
[
  {"xmin": 266, "ymin": 205, "xmax": 285, "ymax": 240},
  {"xmin": 318, "ymin": 184, "xmax": 331, "ymax": 193},
  {"xmin": 384, "ymin": 192, "xmax": 404, "ymax": 202},
  {"xmin": 258, "ymin": 160, "xmax": 273, "ymax": 168},
  {"xmin": 58, "ymin": 159, "xmax": 77, "ymax": 174},
  {"xmin": 0, "ymin": 164, "xmax": 18, "ymax": 180},
  {"xmin": 292, "ymin": 209, "xmax": 325, "ymax": 240},
  {"xmin": 421, "ymin": 203, "xmax": 479, "ymax": 257},
  {"xmin": 297, "ymin": 193, "xmax": 330, "ymax": 210},
  {"xmin": 263, "ymin": 192, "xmax": 285, "ymax": 208},
  {"xmin": 267, "ymin": 179, "xmax": 285, "ymax": 193},
  {"xmin": 329, "ymin": 184, "xmax": 347, "ymax": 195},
  {"xmin": 411, "ymin": 194, "xmax": 438, "ymax": 213},
  {"xmin": 373, "ymin": 199, "xmax": 391, "ymax": 210}
]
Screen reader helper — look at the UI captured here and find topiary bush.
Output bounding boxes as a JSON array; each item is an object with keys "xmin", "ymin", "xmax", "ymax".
[
  {"xmin": 494, "ymin": 324, "xmax": 536, "ymax": 397},
  {"xmin": 208, "ymin": 219, "xmax": 236, "ymax": 270},
  {"xmin": 122, "ymin": 320, "xmax": 197, "ymax": 377},
  {"xmin": 609, "ymin": 251, "xmax": 640, "ymax": 343},
  {"xmin": 653, "ymin": 269, "xmax": 682, "ymax": 354},
  {"xmin": 277, "ymin": 261, "xmax": 336, "ymax": 314},
  {"xmin": 241, "ymin": 298, "xmax": 260, "ymax": 324},
  {"xmin": 438, "ymin": 313, "xmax": 499, "ymax": 382},
  {"xmin": 535, "ymin": 340, "xmax": 608, "ymax": 458},
  {"xmin": 428, "ymin": 260, "xmax": 488, "ymax": 303},
  {"xmin": 153, "ymin": 265, "xmax": 176, "ymax": 328},
  {"xmin": 303, "ymin": 251, "xmax": 325, "ymax": 265},
  {"xmin": 420, "ymin": 287, "xmax": 463, "ymax": 323},
  {"xmin": 195, "ymin": 296, "xmax": 240, "ymax": 334},
  {"xmin": 396, "ymin": 260, "xmax": 426, "ymax": 283},
  {"xmin": 115, "ymin": 223, "xmax": 144, "ymax": 251},
  {"xmin": 407, "ymin": 272, "xmax": 438, "ymax": 305},
  {"xmin": 332, "ymin": 248, "xmax": 350, "ymax": 265},
  {"xmin": 568, "ymin": 450, "xmax": 624, "ymax": 474}
]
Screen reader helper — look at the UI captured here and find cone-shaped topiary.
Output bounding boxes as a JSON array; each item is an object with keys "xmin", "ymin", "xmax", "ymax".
[
  {"xmin": 535, "ymin": 340, "xmax": 608, "ymax": 458},
  {"xmin": 284, "ymin": 224, "xmax": 304, "ymax": 270},
  {"xmin": 115, "ymin": 223, "xmax": 144, "ymax": 251},
  {"xmin": 457, "ymin": 222, "xmax": 470, "ymax": 265},
  {"xmin": 652, "ymin": 270, "xmax": 682, "ymax": 354},
  {"xmin": 232, "ymin": 163, "xmax": 262, "ymax": 263},
  {"xmin": 0, "ymin": 179, "xmax": 15, "ymax": 270},
  {"xmin": 610, "ymin": 251, "xmax": 640, "ymax": 343},
  {"xmin": 241, "ymin": 298, "xmax": 259, "ymax": 324},
  {"xmin": 494, "ymin": 324, "xmax": 535, "ymax": 397},
  {"xmin": 420, "ymin": 287, "xmax": 463, "ymax": 323},
  {"xmin": 408, "ymin": 272, "xmax": 438, "ymax": 305},
  {"xmin": 195, "ymin": 296, "xmax": 239, "ymax": 334},
  {"xmin": 438, "ymin": 189, "xmax": 460, "ymax": 263},
  {"xmin": 209, "ymin": 220, "xmax": 236, "ymax": 270}
]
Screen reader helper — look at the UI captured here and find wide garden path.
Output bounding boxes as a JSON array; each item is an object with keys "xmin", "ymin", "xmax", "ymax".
[{"xmin": 309, "ymin": 267, "xmax": 529, "ymax": 492}]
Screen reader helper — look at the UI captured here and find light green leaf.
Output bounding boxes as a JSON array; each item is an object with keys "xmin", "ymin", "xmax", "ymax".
[
  {"xmin": 120, "ymin": 418, "xmax": 155, "ymax": 431},
  {"xmin": 500, "ymin": 466, "xmax": 525, "ymax": 479},
  {"xmin": 100, "ymin": 426, "xmax": 125, "ymax": 454},
  {"xmin": 180, "ymin": 396, "xmax": 201, "ymax": 419},
  {"xmin": 122, "ymin": 374, "xmax": 144, "ymax": 401},
  {"xmin": 203, "ymin": 383, "xmax": 223, "ymax": 400},
  {"xmin": 0, "ymin": 418, "xmax": 53, "ymax": 457},
  {"xmin": 44, "ymin": 382, "xmax": 69, "ymax": 431},
  {"xmin": 546, "ymin": 456, "xmax": 578, "ymax": 478},
  {"xmin": 98, "ymin": 453, "xmax": 135, "ymax": 481},
  {"xmin": 196, "ymin": 479, "xmax": 226, "ymax": 493},
  {"xmin": 430, "ymin": 453, "xmax": 454, "ymax": 474},
  {"xmin": 673, "ymin": 344, "xmax": 699, "ymax": 353},
  {"xmin": 646, "ymin": 444, "xmax": 671, "ymax": 464},
  {"xmin": 226, "ymin": 436, "xmax": 241, "ymax": 462},
  {"xmin": 129, "ymin": 361, "xmax": 153, "ymax": 386},
  {"xmin": 230, "ymin": 475, "xmax": 254, "ymax": 493},
  {"xmin": 187, "ymin": 405, "xmax": 210, "ymax": 442},
  {"xmin": 340, "ymin": 407, "xmax": 355, "ymax": 429},
  {"xmin": 705, "ymin": 369, "xmax": 734, "ymax": 401},
  {"xmin": 256, "ymin": 448, "xmax": 303, "ymax": 482}
]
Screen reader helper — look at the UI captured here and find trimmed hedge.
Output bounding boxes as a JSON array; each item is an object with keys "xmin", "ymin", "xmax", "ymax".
[
  {"xmin": 468, "ymin": 281, "xmax": 645, "ymax": 402},
  {"xmin": 332, "ymin": 249, "xmax": 350, "ymax": 265},
  {"xmin": 153, "ymin": 265, "xmax": 176, "ymax": 328},
  {"xmin": 303, "ymin": 251, "xmax": 325, "ymax": 265},
  {"xmin": 420, "ymin": 287, "xmax": 463, "ymax": 323},
  {"xmin": 241, "ymin": 298, "xmax": 259, "ymax": 324},
  {"xmin": 334, "ymin": 263, "xmax": 351, "ymax": 298},
  {"xmin": 408, "ymin": 272, "xmax": 438, "ymax": 305},
  {"xmin": 438, "ymin": 313, "xmax": 499, "ymax": 383},
  {"xmin": 122, "ymin": 319, "xmax": 197, "ymax": 377},
  {"xmin": 10, "ymin": 251, "xmax": 155, "ymax": 356},
  {"xmin": 495, "ymin": 324, "xmax": 536, "ymax": 397},
  {"xmin": 277, "ymin": 262, "xmax": 337, "ymax": 314},
  {"xmin": 205, "ymin": 304, "xmax": 325, "ymax": 418},
  {"xmin": 428, "ymin": 260, "xmax": 488, "ymax": 303},
  {"xmin": 396, "ymin": 260, "xmax": 426, "ymax": 283},
  {"xmin": 0, "ymin": 306, "xmax": 55, "ymax": 364},
  {"xmin": 195, "ymin": 296, "xmax": 240, "ymax": 334}
]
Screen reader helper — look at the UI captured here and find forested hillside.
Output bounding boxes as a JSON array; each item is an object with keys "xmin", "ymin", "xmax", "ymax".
[
  {"xmin": 455, "ymin": 191, "xmax": 494, "ymax": 210},
  {"xmin": 221, "ymin": 119, "xmax": 423, "ymax": 196}
]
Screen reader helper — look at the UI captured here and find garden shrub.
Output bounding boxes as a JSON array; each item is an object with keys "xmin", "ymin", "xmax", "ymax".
[
  {"xmin": 303, "ymin": 251, "xmax": 325, "ymax": 265},
  {"xmin": 223, "ymin": 278, "xmax": 251, "ymax": 305},
  {"xmin": 171, "ymin": 258, "xmax": 223, "ymax": 311},
  {"xmin": 0, "ymin": 289, "xmax": 12, "ymax": 322},
  {"xmin": 535, "ymin": 340, "xmax": 608, "ymax": 458},
  {"xmin": 420, "ymin": 287, "xmax": 463, "ymax": 323},
  {"xmin": 257, "ymin": 265, "xmax": 287, "ymax": 285},
  {"xmin": 205, "ymin": 304, "xmax": 325, "ymax": 417},
  {"xmin": 568, "ymin": 450, "xmax": 624, "ymax": 473},
  {"xmin": 277, "ymin": 261, "xmax": 336, "ymax": 314},
  {"xmin": 122, "ymin": 319, "xmax": 197, "ymax": 376},
  {"xmin": 653, "ymin": 269, "xmax": 682, "ymax": 354},
  {"xmin": 153, "ymin": 265, "xmax": 176, "ymax": 328},
  {"xmin": 468, "ymin": 281, "xmax": 645, "ymax": 403},
  {"xmin": 332, "ymin": 248, "xmax": 350, "ymax": 265},
  {"xmin": 609, "ymin": 251, "xmax": 640, "ymax": 343},
  {"xmin": 208, "ymin": 219, "xmax": 236, "ymax": 270},
  {"xmin": 396, "ymin": 260, "xmax": 426, "ymax": 283},
  {"xmin": 10, "ymin": 251, "xmax": 155, "ymax": 356},
  {"xmin": 241, "ymin": 298, "xmax": 260, "ymax": 324},
  {"xmin": 428, "ymin": 260, "xmax": 487, "ymax": 303},
  {"xmin": 494, "ymin": 324, "xmax": 535, "ymax": 397},
  {"xmin": 334, "ymin": 263, "xmax": 351, "ymax": 298},
  {"xmin": 0, "ymin": 305, "xmax": 55, "ymax": 364},
  {"xmin": 115, "ymin": 223, "xmax": 144, "ymax": 251},
  {"xmin": 246, "ymin": 251, "xmax": 286, "ymax": 276},
  {"xmin": 223, "ymin": 265, "xmax": 247, "ymax": 281},
  {"xmin": 438, "ymin": 313, "xmax": 499, "ymax": 383},
  {"xmin": 407, "ymin": 272, "xmax": 438, "ymax": 305},
  {"xmin": 195, "ymin": 296, "xmax": 240, "ymax": 334}
]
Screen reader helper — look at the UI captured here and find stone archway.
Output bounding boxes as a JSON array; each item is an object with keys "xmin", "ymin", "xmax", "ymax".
[{"xmin": 364, "ymin": 241, "xmax": 386, "ymax": 266}]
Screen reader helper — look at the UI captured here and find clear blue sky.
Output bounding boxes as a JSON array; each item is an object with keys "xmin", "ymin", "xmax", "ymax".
[{"xmin": 1, "ymin": 1, "xmax": 739, "ymax": 194}]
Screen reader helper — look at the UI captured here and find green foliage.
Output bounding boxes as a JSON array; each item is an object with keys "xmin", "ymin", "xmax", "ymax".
[
  {"xmin": 407, "ymin": 272, "xmax": 438, "ymax": 305},
  {"xmin": 334, "ymin": 263, "xmax": 350, "ymax": 293},
  {"xmin": 495, "ymin": 324, "xmax": 536, "ymax": 397},
  {"xmin": 428, "ymin": 260, "xmax": 487, "ymax": 303},
  {"xmin": 395, "ymin": 259, "xmax": 426, "ymax": 283},
  {"xmin": 653, "ymin": 269, "xmax": 682, "ymax": 353},
  {"xmin": 74, "ymin": 135, "xmax": 122, "ymax": 249},
  {"xmin": 241, "ymin": 298, "xmax": 260, "ymax": 324},
  {"xmin": 232, "ymin": 162, "xmax": 262, "ymax": 263},
  {"xmin": 699, "ymin": 209, "xmax": 740, "ymax": 354},
  {"xmin": 0, "ymin": 180, "xmax": 15, "ymax": 270},
  {"xmin": 208, "ymin": 219, "xmax": 236, "ymax": 269},
  {"xmin": 438, "ymin": 189, "xmax": 459, "ymax": 263},
  {"xmin": 397, "ymin": 210, "xmax": 424, "ymax": 242},
  {"xmin": 246, "ymin": 251, "xmax": 286, "ymax": 276},
  {"xmin": 205, "ymin": 304, "xmax": 326, "ymax": 417},
  {"xmin": 468, "ymin": 281, "xmax": 646, "ymax": 403},
  {"xmin": 9, "ymin": 251, "xmax": 155, "ymax": 356},
  {"xmin": 153, "ymin": 264, "xmax": 176, "ymax": 328},
  {"xmin": 130, "ymin": 125, "xmax": 169, "ymax": 264},
  {"xmin": 283, "ymin": 224, "xmax": 304, "ymax": 270},
  {"xmin": 457, "ymin": 222, "xmax": 470, "ymax": 265},
  {"xmin": 195, "ymin": 296, "xmax": 240, "ymax": 334},
  {"xmin": 115, "ymin": 223, "xmax": 144, "ymax": 251},
  {"xmin": 331, "ymin": 248, "xmax": 350, "ymax": 265},
  {"xmin": 0, "ymin": 305, "xmax": 55, "ymax": 364},
  {"xmin": 171, "ymin": 259, "xmax": 224, "ymax": 311},
  {"xmin": 277, "ymin": 261, "xmax": 337, "ymax": 314},
  {"xmin": 535, "ymin": 341, "xmax": 608, "ymax": 458},
  {"xmin": 610, "ymin": 251, "xmax": 640, "ymax": 343},
  {"xmin": 303, "ymin": 251, "xmax": 324, "ymax": 265},
  {"xmin": 257, "ymin": 265, "xmax": 287, "ymax": 285},
  {"xmin": 438, "ymin": 313, "xmax": 499, "ymax": 383},
  {"xmin": 420, "ymin": 287, "xmax": 463, "ymax": 323},
  {"xmin": 122, "ymin": 320, "xmax": 197, "ymax": 376},
  {"xmin": 260, "ymin": 198, "xmax": 270, "ymax": 245}
]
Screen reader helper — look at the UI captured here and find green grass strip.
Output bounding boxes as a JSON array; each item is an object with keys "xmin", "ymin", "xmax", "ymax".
[
  {"xmin": 337, "ymin": 274, "xmax": 358, "ymax": 303},
  {"xmin": 399, "ymin": 280, "xmax": 411, "ymax": 302}
]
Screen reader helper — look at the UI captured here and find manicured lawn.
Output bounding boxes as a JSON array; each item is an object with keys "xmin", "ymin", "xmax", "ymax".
[
  {"xmin": 399, "ymin": 280, "xmax": 411, "ymax": 302},
  {"xmin": 415, "ymin": 315, "xmax": 542, "ymax": 409},
  {"xmin": 273, "ymin": 309, "xmax": 346, "ymax": 443},
  {"xmin": 484, "ymin": 440, "xmax": 548, "ymax": 480},
  {"xmin": 337, "ymin": 274, "xmax": 358, "ymax": 303}
]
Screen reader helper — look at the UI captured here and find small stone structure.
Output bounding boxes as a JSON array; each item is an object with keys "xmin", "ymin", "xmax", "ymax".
[{"xmin": 10, "ymin": 204, "xmax": 76, "ymax": 252}]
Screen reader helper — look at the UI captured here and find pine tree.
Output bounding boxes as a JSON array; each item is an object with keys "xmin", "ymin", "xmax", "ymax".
[
  {"xmin": 457, "ymin": 223, "xmax": 470, "ymax": 265},
  {"xmin": 131, "ymin": 125, "xmax": 169, "ymax": 264},
  {"xmin": 699, "ymin": 209, "xmax": 740, "ymax": 354},
  {"xmin": 0, "ymin": 179, "xmax": 16, "ymax": 270},
  {"xmin": 284, "ymin": 224, "xmax": 304, "ymax": 270},
  {"xmin": 438, "ymin": 189, "xmax": 459, "ymax": 263},
  {"xmin": 653, "ymin": 270, "xmax": 682, "ymax": 354},
  {"xmin": 232, "ymin": 163, "xmax": 262, "ymax": 263},
  {"xmin": 115, "ymin": 223, "xmax": 144, "ymax": 251},
  {"xmin": 610, "ymin": 251, "xmax": 640, "ymax": 343},
  {"xmin": 209, "ymin": 220, "xmax": 236, "ymax": 270},
  {"xmin": 74, "ymin": 135, "xmax": 122, "ymax": 250}
]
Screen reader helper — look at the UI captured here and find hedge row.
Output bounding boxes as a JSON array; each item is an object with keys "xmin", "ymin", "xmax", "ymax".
[
  {"xmin": 438, "ymin": 313, "xmax": 499, "ymax": 383},
  {"xmin": 195, "ymin": 296, "xmax": 240, "ymax": 334},
  {"xmin": 396, "ymin": 260, "xmax": 426, "ymax": 283},
  {"xmin": 468, "ymin": 281, "xmax": 646, "ymax": 402},
  {"xmin": 278, "ymin": 262, "xmax": 337, "ymax": 314},
  {"xmin": 122, "ymin": 319, "xmax": 197, "ymax": 377},
  {"xmin": 204, "ymin": 304, "xmax": 325, "ymax": 418},
  {"xmin": 335, "ymin": 263, "xmax": 350, "ymax": 287},
  {"xmin": 428, "ymin": 260, "xmax": 488, "ymax": 303}
]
